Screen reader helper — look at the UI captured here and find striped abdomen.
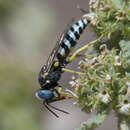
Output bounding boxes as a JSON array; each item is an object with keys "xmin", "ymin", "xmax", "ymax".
[{"xmin": 57, "ymin": 18, "xmax": 89, "ymax": 62}]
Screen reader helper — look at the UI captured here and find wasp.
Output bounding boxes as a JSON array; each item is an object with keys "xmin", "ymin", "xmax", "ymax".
[{"xmin": 35, "ymin": 18, "xmax": 90, "ymax": 117}]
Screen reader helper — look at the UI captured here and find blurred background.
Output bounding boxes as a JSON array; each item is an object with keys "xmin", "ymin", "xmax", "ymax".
[{"xmin": 0, "ymin": 0, "xmax": 117, "ymax": 130}]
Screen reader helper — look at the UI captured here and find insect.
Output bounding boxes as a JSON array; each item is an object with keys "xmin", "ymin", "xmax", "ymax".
[{"xmin": 35, "ymin": 18, "xmax": 90, "ymax": 117}]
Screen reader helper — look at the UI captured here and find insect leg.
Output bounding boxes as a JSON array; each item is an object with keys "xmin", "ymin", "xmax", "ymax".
[
  {"xmin": 43, "ymin": 101, "xmax": 59, "ymax": 118},
  {"xmin": 62, "ymin": 68, "xmax": 85, "ymax": 75},
  {"xmin": 57, "ymin": 87, "xmax": 77, "ymax": 98},
  {"xmin": 46, "ymin": 94, "xmax": 69, "ymax": 114},
  {"xmin": 53, "ymin": 88, "xmax": 61, "ymax": 97},
  {"xmin": 46, "ymin": 102, "xmax": 69, "ymax": 114},
  {"xmin": 68, "ymin": 34, "xmax": 105, "ymax": 62}
]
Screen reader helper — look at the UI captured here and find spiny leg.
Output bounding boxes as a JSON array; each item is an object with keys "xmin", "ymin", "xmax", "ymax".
[{"xmin": 69, "ymin": 33, "xmax": 105, "ymax": 62}]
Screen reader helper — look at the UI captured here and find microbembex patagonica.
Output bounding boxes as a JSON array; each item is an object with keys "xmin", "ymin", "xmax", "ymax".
[{"xmin": 35, "ymin": 17, "xmax": 90, "ymax": 117}]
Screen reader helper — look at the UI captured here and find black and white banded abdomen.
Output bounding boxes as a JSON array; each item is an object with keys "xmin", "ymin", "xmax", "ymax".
[{"xmin": 57, "ymin": 18, "xmax": 89, "ymax": 62}]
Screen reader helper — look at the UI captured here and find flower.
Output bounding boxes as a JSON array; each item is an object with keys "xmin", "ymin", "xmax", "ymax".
[
  {"xmin": 78, "ymin": 60, "xmax": 87, "ymax": 70},
  {"xmin": 99, "ymin": 5, "xmax": 110, "ymax": 11},
  {"xmin": 100, "ymin": 44, "xmax": 109, "ymax": 55},
  {"xmin": 116, "ymin": 11, "xmax": 125, "ymax": 21},
  {"xmin": 105, "ymin": 74, "xmax": 111, "ymax": 83},
  {"xmin": 91, "ymin": 57, "xmax": 98, "ymax": 64},
  {"xmin": 83, "ymin": 13, "xmax": 98, "ymax": 26},
  {"xmin": 118, "ymin": 99, "xmax": 130, "ymax": 116},
  {"xmin": 114, "ymin": 56, "xmax": 121, "ymax": 66},
  {"xmin": 98, "ymin": 90, "xmax": 111, "ymax": 104},
  {"xmin": 89, "ymin": 0, "xmax": 99, "ymax": 9},
  {"xmin": 69, "ymin": 76, "xmax": 80, "ymax": 92}
]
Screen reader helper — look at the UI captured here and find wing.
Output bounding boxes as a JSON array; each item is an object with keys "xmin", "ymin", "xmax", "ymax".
[
  {"xmin": 45, "ymin": 19, "xmax": 75, "ymax": 73},
  {"xmin": 45, "ymin": 33, "xmax": 65, "ymax": 73}
]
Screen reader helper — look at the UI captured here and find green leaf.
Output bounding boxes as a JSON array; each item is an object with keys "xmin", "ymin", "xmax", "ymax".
[
  {"xmin": 119, "ymin": 40, "xmax": 130, "ymax": 61},
  {"xmin": 76, "ymin": 109, "xmax": 110, "ymax": 130}
]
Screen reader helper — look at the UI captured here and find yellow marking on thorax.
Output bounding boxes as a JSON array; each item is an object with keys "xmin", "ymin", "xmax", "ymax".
[
  {"xmin": 54, "ymin": 61, "xmax": 60, "ymax": 67},
  {"xmin": 42, "ymin": 72, "xmax": 48, "ymax": 78}
]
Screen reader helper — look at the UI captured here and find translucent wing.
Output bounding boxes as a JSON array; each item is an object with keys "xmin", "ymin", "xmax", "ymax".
[
  {"xmin": 45, "ymin": 33, "xmax": 65, "ymax": 73},
  {"xmin": 45, "ymin": 19, "xmax": 75, "ymax": 73}
]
